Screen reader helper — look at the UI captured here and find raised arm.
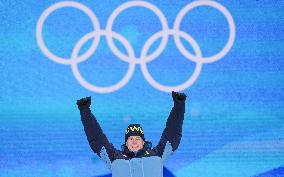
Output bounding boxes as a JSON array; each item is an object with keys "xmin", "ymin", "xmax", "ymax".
[
  {"xmin": 153, "ymin": 91, "xmax": 186, "ymax": 162},
  {"xmin": 77, "ymin": 97, "xmax": 121, "ymax": 168}
]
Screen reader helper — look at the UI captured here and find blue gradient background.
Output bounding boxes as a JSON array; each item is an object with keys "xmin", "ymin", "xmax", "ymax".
[{"xmin": 0, "ymin": 0, "xmax": 283, "ymax": 176}]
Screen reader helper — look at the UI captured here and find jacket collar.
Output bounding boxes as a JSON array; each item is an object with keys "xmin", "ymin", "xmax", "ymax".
[{"xmin": 124, "ymin": 146, "xmax": 147, "ymax": 158}]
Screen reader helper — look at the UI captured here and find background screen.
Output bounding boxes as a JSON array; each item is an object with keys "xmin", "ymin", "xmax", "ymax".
[{"xmin": 1, "ymin": 0, "xmax": 283, "ymax": 176}]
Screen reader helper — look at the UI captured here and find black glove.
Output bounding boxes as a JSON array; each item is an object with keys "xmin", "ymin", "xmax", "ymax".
[
  {"xmin": 172, "ymin": 91, "xmax": 187, "ymax": 101},
  {"xmin": 77, "ymin": 96, "xmax": 91, "ymax": 110}
]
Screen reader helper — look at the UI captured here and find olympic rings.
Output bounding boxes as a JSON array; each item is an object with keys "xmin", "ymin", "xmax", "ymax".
[
  {"xmin": 36, "ymin": 1, "xmax": 101, "ymax": 65},
  {"xmin": 36, "ymin": 0, "xmax": 236, "ymax": 93}
]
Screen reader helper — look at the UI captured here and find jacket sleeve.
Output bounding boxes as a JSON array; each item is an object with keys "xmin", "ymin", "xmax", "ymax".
[
  {"xmin": 80, "ymin": 107, "xmax": 121, "ymax": 167},
  {"xmin": 153, "ymin": 99, "xmax": 185, "ymax": 162}
]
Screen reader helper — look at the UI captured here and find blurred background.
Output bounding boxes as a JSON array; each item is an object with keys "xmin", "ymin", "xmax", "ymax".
[{"xmin": 0, "ymin": 0, "xmax": 283, "ymax": 176}]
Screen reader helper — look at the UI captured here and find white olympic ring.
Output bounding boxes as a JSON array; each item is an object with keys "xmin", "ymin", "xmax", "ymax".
[
  {"xmin": 36, "ymin": 0, "xmax": 236, "ymax": 93},
  {"xmin": 36, "ymin": 1, "xmax": 101, "ymax": 65}
]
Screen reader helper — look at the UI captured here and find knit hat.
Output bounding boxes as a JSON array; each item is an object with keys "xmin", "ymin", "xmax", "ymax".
[{"xmin": 125, "ymin": 124, "xmax": 145, "ymax": 142}]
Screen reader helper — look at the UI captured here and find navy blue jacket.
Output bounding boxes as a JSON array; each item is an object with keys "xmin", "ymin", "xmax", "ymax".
[{"xmin": 80, "ymin": 99, "xmax": 185, "ymax": 177}]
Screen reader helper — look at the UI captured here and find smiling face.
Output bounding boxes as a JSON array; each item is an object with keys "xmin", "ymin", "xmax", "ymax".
[{"xmin": 126, "ymin": 136, "xmax": 145, "ymax": 152}]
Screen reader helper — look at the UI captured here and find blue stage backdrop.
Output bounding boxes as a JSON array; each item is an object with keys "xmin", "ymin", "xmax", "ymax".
[{"xmin": 0, "ymin": 0, "xmax": 283, "ymax": 177}]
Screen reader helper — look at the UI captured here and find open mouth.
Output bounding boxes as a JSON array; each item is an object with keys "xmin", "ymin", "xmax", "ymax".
[{"xmin": 131, "ymin": 145, "xmax": 139, "ymax": 149}]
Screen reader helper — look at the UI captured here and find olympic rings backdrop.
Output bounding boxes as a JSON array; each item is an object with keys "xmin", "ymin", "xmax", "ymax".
[{"xmin": 0, "ymin": 0, "xmax": 283, "ymax": 177}]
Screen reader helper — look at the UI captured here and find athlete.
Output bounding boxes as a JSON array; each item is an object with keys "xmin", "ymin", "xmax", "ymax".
[{"xmin": 77, "ymin": 91, "xmax": 187, "ymax": 177}]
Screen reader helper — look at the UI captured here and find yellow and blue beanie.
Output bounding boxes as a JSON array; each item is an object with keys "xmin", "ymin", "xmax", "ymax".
[{"xmin": 125, "ymin": 124, "xmax": 145, "ymax": 142}]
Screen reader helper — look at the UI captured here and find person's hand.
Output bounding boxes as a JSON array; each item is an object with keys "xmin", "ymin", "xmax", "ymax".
[
  {"xmin": 172, "ymin": 91, "xmax": 187, "ymax": 101},
  {"xmin": 77, "ymin": 96, "xmax": 91, "ymax": 110}
]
